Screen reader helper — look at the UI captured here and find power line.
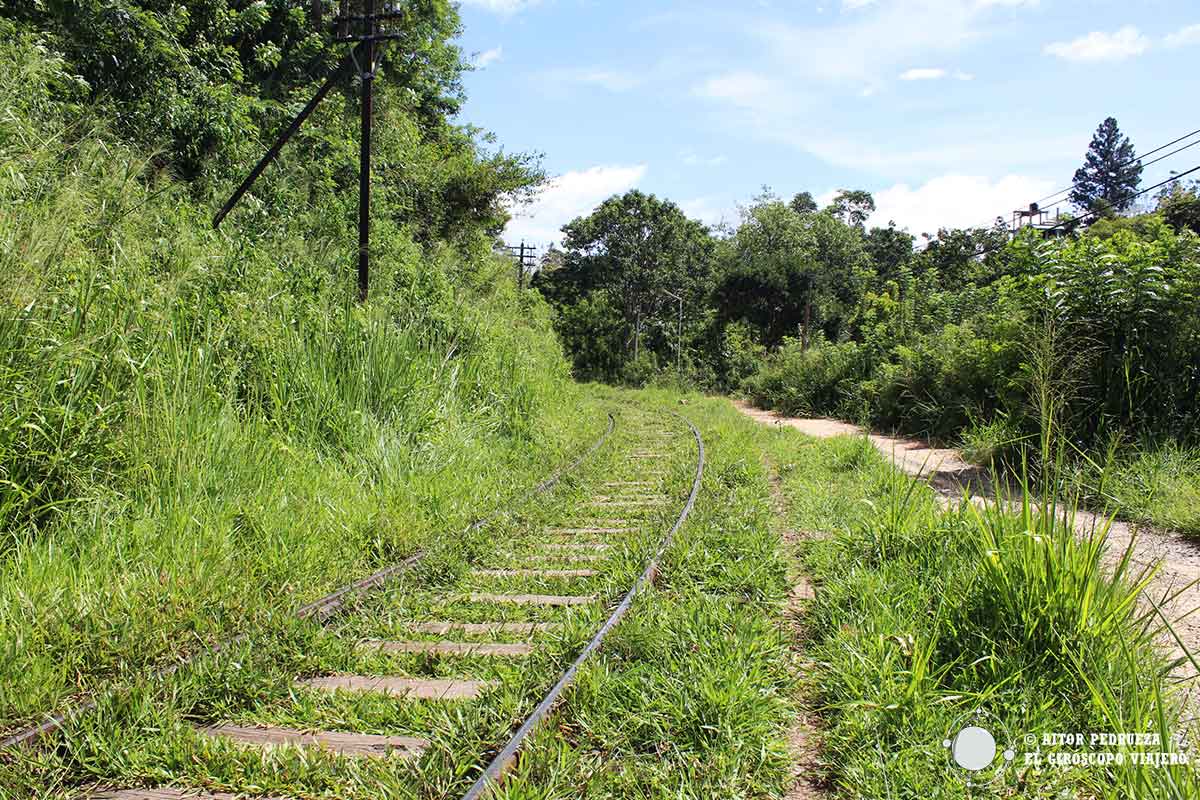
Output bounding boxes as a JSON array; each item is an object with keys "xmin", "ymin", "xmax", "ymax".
[
  {"xmin": 966, "ymin": 161, "xmax": 1200, "ymax": 260},
  {"xmin": 1033, "ymin": 133, "xmax": 1200, "ymax": 212},
  {"xmin": 951, "ymin": 124, "xmax": 1200, "ymax": 235}
]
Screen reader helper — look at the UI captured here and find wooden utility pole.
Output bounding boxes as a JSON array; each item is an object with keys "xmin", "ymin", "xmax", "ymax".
[
  {"xmin": 518, "ymin": 241, "xmax": 527, "ymax": 290},
  {"xmin": 357, "ymin": 0, "xmax": 376, "ymax": 303},
  {"xmin": 503, "ymin": 241, "xmax": 537, "ymax": 290},
  {"xmin": 214, "ymin": 1, "xmax": 406, "ymax": 304},
  {"xmin": 663, "ymin": 289, "xmax": 683, "ymax": 380}
]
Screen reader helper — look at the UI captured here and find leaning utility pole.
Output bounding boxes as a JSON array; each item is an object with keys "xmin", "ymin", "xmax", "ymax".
[{"xmin": 214, "ymin": 1, "xmax": 407, "ymax": 303}]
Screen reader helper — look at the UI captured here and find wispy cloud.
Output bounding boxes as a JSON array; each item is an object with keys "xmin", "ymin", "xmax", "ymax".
[
  {"xmin": 693, "ymin": 71, "xmax": 778, "ymax": 105},
  {"xmin": 681, "ymin": 196, "xmax": 735, "ymax": 228},
  {"xmin": 1044, "ymin": 26, "xmax": 1150, "ymax": 62},
  {"xmin": 459, "ymin": 0, "xmax": 540, "ymax": 15},
  {"xmin": 899, "ymin": 67, "xmax": 947, "ymax": 80},
  {"xmin": 681, "ymin": 151, "xmax": 729, "ymax": 167},
  {"xmin": 1165, "ymin": 23, "xmax": 1200, "ymax": 49},
  {"xmin": 899, "ymin": 67, "xmax": 975, "ymax": 81},
  {"xmin": 474, "ymin": 47, "xmax": 503, "ymax": 68},
  {"xmin": 540, "ymin": 67, "xmax": 645, "ymax": 92},
  {"xmin": 750, "ymin": 1, "xmax": 994, "ymax": 86},
  {"xmin": 505, "ymin": 165, "xmax": 648, "ymax": 245}
]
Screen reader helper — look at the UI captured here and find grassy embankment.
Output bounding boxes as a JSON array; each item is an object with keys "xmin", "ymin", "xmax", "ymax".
[{"xmin": 0, "ymin": 24, "xmax": 579, "ymax": 742}]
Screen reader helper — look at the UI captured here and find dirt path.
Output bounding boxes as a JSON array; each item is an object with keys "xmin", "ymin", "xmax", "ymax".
[
  {"xmin": 763, "ymin": 465, "xmax": 829, "ymax": 799},
  {"xmin": 734, "ymin": 400, "xmax": 1200, "ymax": 699}
]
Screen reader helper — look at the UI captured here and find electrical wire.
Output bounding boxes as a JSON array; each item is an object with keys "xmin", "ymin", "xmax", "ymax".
[
  {"xmin": 1032, "ymin": 134, "xmax": 1200, "ymax": 213},
  {"xmin": 965, "ymin": 162, "xmax": 1200, "ymax": 260},
  {"xmin": 949, "ymin": 125, "xmax": 1200, "ymax": 235}
]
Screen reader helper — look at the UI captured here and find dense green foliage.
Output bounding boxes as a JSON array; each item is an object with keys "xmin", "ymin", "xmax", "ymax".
[
  {"xmin": 538, "ymin": 166, "xmax": 1200, "ymax": 520},
  {"xmin": 0, "ymin": 0, "xmax": 539, "ymax": 243},
  {"xmin": 749, "ymin": 219, "xmax": 1200, "ymax": 445},
  {"xmin": 534, "ymin": 191, "xmax": 714, "ymax": 384}
]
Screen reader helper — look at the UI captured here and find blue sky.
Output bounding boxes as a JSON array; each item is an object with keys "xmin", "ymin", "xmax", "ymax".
[{"xmin": 453, "ymin": 0, "xmax": 1200, "ymax": 246}]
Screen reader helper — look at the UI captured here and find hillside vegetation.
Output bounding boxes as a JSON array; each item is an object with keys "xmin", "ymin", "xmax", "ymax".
[{"xmin": 0, "ymin": 14, "xmax": 577, "ymax": 731}]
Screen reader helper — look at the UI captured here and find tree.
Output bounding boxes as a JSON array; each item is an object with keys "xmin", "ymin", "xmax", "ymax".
[
  {"xmin": 540, "ymin": 191, "xmax": 714, "ymax": 373},
  {"xmin": 827, "ymin": 190, "xmax": 876, "ymax": 228},
  {"xmin": 1070, "ymin": 117, "xmax": 1143, "ymax": 215},
  {"xmin": 716, "ymin": 198, "xmax": 870, "ymax": 349},
  {"xmin": 1, "ymin": 0, "xmax": 472, "ymax": 182},
  {"xmin": 790, "ymin": 191, "xmax": 818, "ymax": 215},
  {"xmin": 1157, "ymin": 180, "xmax": 1200, "ymax": 235},
  {"xmin": 865, "ymin": 223, "xmax": 915, "ymax": 286}
]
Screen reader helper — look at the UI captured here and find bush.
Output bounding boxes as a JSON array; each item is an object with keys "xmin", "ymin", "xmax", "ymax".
[
  {"xmin": 744, "ymin": 337, "xmax": 868, "ymax": 418},
  {"xmin": 869, "ymin": 320, "xmax": 1025, "ymax": 441}
]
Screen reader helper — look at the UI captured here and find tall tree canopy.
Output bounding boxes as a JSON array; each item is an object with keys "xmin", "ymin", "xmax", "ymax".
[
  {"xmin": 716, "ymin": 195, "xmax": 871, "ymax": 348},
  {"xmin": 1, "ymin": 0, "xmax": 465, "ymax": 177},
  {"xmin": 1070, "ymin": 117, "xmax": 1143, "ymax": 215},
  {"xmin": 535, "ymin": 190, "xmax": 713, "ymax": 378},
  {"xmin": 828, "ymin": 189, "xmax": 876, "ymax": 228}
]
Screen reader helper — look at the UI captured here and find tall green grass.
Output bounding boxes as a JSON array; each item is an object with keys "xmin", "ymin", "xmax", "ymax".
[
  {"xmin": 0, "ymin": 28, "xmax": 579, "ymax": 732},
  {"xmin": 794, "ymin": 433, "xmax": 1198, "ymax": 797}
]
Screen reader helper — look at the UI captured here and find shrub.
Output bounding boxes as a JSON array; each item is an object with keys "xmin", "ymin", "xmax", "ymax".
[{"xmin": 744, "ymin": 337, "xmax": 868, "ymax": 418}]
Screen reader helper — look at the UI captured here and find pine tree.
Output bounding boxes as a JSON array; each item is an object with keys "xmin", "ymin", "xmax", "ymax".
[{"xmin": 1070, "ymin": 117, "xmax": 1143, "ymax": 215}]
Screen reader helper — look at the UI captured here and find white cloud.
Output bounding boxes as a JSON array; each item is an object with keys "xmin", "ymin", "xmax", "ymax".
[
  {"xmin": 900, "ymin": 67, "xmax": 947, "ymax": 80},
  {"xmin": 475, "ymin": 47, "xmax": 503, "ymax": 68},
  {"xmin": 751, "ymin": 2, "xmax": 989, "ymax": 86},
  {"xmin": 504, "ymin": 165, "xmax": 648, "ymax": 246},
  {"xmin": 1165, "ymin": 23, "xmax": 1200, "ymax": 49},
  {"xmin": 1044, "ymin": 26, "xmax": 1150, "ymax": 62},
  {"xmin": 863, "ymin": 174, "xmax": 1057, "ymax": 236},
  {"xmin": 541, "ymin": 67, "xmax": 644, "ymax": 92},
  {"xmin": 693, "ymin": 71, "xmax": 778, "ymax": 106},
  {"xmin": 459, "ymin": 0, "xmax": 539, "ymax": 14},
  {"xmin": 688, "ymin": 3, "xmax": 1059, "ymax": 176},
  {"xmin": 681, "ymin": 150, "xmax": 728, "ymax": 167},
  {"xmin": 898, "ymin": 67, "xmax": 975, "ymax": 81}
]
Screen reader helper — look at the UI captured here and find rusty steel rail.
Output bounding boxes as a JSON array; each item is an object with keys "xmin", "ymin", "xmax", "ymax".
[
  {"xmin": 0, "ymin": 413, "xmax": 615, "ymax": 752},
  {"xmin": 459, "ymin": 412, "xmax": 704, "ymax": 800},
  {"xmin": 298, "ymin": 413, "xmax": 616, "ymax": 624}
]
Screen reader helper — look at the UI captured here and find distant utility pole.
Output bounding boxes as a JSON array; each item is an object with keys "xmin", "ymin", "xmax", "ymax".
[
  {"xmin": 214, "ymin": 1, "xmax": 408, "ymax": 303},
  {"xmin": 503, "ymin": 241, "xmax": 538, "ymax": 290},
  {"xmin": 662, "ymin": 288, "xmax": 683, "ymax": 380}
]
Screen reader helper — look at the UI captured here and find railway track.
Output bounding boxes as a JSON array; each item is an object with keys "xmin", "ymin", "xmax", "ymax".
[{"xmin": 8, "ymin": 407, "xmax": 704, "ymax": 799}]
